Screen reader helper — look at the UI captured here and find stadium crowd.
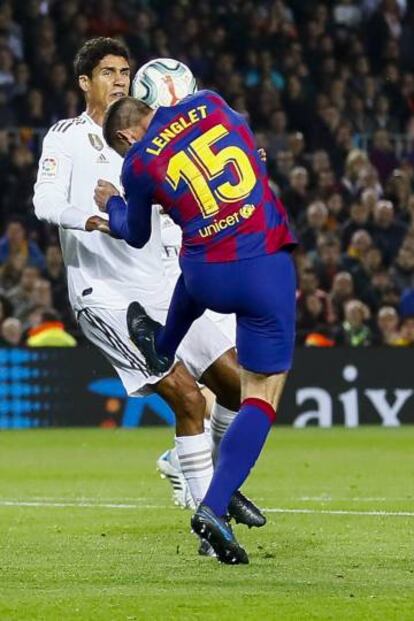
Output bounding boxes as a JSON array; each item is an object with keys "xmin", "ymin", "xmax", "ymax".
[{"xmin": 1, "ymin": 0, "xmax": 414, "ymax": 347}]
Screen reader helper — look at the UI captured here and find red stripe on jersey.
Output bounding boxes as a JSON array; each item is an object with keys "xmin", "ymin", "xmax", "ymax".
[{"xmin": 206, "ymin": 235, "xmax": 237, "ymax": 262}]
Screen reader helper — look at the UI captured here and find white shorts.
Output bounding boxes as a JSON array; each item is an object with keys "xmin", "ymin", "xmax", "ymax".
[
  {"xmin": 206, "ymin": 311, "xmax": 237, "ymax": 344},
  {"xmin": 78, "ymin": 305, "xmax": 233, "ymax": 396}
]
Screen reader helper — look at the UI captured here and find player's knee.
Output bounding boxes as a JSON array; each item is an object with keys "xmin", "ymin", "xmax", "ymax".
[{"xmin": 201, "ymin": 349, "xmax": 241, "ymax": 411}]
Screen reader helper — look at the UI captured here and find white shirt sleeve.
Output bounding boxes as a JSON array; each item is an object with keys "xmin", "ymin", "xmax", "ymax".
[{"xmin": 33, "ymin": 128, "xmax": 90, "ymax": 231}]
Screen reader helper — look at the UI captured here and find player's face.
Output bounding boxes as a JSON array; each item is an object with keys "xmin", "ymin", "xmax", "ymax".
[
  {"xmin": 115, "ymin": 115, "xmax": 154, "ymax": 156},
  {"xmin": 80, "ymin": 55, "xmax": 130, "ymax": 110}
]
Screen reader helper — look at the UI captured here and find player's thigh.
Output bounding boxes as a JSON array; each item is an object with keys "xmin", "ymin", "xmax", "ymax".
[
  {"xmin": 205, "ymin": 309, "xmax": 237, "ymax": 344},
  {"xmin": 176, "ymin": 313, "xmax": 233, "ymax": 382},
  {"xmin": 237, "ymin": 251, "xmax": 296, "ymax": 374},
  {"xmin": 78, "ymin": 306, "xmax": 170, "ymax": 396}
]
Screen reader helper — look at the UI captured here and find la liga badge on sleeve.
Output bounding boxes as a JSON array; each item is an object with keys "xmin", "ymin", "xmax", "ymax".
[{"xmin": 41, "ymin": 157, "xmax": 58, "ymax": 177}]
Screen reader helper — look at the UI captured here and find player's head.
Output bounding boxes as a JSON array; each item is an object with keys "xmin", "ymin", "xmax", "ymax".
[
  {"xmin": 103, "ymin": 96, "xmax": 154, "ymax": 157},
  {"xmin": 74, "ymin": 37, "xmax": 130, "ymax": 111}
]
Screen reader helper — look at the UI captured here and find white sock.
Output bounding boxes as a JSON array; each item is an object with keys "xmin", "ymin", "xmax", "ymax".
[
  {"xmin": 175, "ymin": 433, "xmax": 214, "ymax": 506},
  {"xmin": 210, "ymin": 403, "xmax": 237, "ymax": 464},
  {"xmin": 167, "ymin": 447, "xmax": 180, "ymax": 470},
  {"xmin": 204, "ymin": 417, "xmax": 211, "ymax": 444}
]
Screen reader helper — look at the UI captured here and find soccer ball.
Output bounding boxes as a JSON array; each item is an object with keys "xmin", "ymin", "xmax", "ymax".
[{"xmin": 132, "ymin": 58, "xmax": 197, "ymax": 110}]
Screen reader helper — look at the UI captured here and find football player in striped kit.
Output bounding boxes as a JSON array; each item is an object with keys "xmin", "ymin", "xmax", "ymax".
[{"xmin": 97, "ymin": 90, "xmax": 297, "ymax": 564}]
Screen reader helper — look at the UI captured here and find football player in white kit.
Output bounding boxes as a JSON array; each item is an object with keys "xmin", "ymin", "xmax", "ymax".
[{"xmin": 33, "ymin": 39, "xmax": 265, "ymax": 544}]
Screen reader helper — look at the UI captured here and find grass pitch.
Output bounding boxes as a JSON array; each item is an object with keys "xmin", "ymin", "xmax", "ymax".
[{"xmin": 0, "ymin": 427, "xmax": 413, "ymax": 621}]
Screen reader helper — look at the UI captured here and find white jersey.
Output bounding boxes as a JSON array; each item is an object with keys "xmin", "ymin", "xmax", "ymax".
[
  {"xmin": 33, "ymin": 113, "xmax": 171, "ymax": 311},
  {"xmin": 160, "ymin": 208, "xmax": 182, "ymax": 286}
]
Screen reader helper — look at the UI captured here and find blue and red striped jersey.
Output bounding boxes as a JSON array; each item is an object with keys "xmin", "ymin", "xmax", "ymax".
[{"xmin": 121, "ymin": 90, "xmax": 296, "ymax": 262}]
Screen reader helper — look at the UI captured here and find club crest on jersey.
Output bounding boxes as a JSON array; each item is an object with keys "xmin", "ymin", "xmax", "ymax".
[
  {"xmin": 88, "ymin": 133, "xmax": 104, "ymax": 151},
  {"xmin": 41, "ymin": 157, "xmax": 58, "ymax": 177}
]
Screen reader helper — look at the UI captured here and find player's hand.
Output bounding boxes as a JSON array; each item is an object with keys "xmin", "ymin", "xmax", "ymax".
[
  {"xmin": 85, "ymin": 215, "xmax": 111, "ymax": 234},
  {"xmin": 94, "ymin": 179, "xmax": 120, "ymax": 212}
]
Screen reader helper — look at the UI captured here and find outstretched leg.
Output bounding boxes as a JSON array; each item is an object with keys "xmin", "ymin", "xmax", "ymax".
[
  {"xmin": 156, "ymin": 273, "xmax": 206, "ymax": 358},
  {"xmin": 127, "ymin": 273, "xmax": 206, "ymax": 375}
]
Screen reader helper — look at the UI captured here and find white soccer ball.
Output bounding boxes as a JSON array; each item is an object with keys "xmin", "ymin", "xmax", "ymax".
[{"xmin": 132, "ymin": 58, "xmax": 197, "ymax": 110}]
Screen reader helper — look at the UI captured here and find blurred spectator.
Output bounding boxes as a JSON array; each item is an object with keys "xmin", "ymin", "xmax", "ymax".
[
  {"xmin": 87, "ymin": 0, "xmax": 128, "ymax": 37},
  {"xmin": 43, "ymin": 244, "xmax": 69, "ymax": 315},
  {"xmin": 6, "ymin": 265, "xmax": 40, "ymax": 319},
  {"xmin": 398, "ymin": 316, "xmax": 414, "ymax": 345},
  {"xmin": 372, "ymin": 95, "xmax": 400, "ymax": 132},
  {"xmin": 0, "ymin": 316, "xmax": 23, "ymax": 346},
  {"xmin": 26, "ymin": 308, "xmax": 77, "ymax": 347},
  {"xmin": 16, "ymin": 88, "xmax": 50, "ymax": 127},
  {"xmin": 25, "ymin": 279, "xmax": 53, "ymax": 321},
  {"xmin": 0, "ymin": 3, "xmax": 23, "ymax": 61},
  {"xmin": 390, "ymin": 245, "xmax": 414, "ymax": 290},
  {"xmin": 0, "ymin": 219, "xmax": 45, "ymax": 270},
  {"xmin": 313, "ymin": 236, "xmax": 344, "ymax": 291},
  {"xmin": 296, "ymin": 268, "xmax": 334, "ymax": 337},
  {"xmin": 2, "ymin": 146, "xmax": 37, "ymax": 219},
  {"xmin": 300, "ymin": 201, "xmax": 329, "ymax": 252},
  {"xmin": 376, "ymin": 306, "xmax": 403, "ymax": 345},
  {"xmin": 326, "ymin": 193, "xmax": 346, "ymax": 229},
  {"xmin": 297, "ymin": 293, "xmax": 330, "ymax": 344},
  {"xmin": 272, "ymin": 150, "xmax": 294, "ymax": 190},
  {"xmin": 264, "ymin": 110, "xmax": 289, "ymax": 160},
  {"xmin": 0, "ymin": 253, "xmax": 26, "ymax": 291},
  {"xmin": 341, "ymin": 149, "xmax": 369, "ymax": 200},
  {"xmin": 0, "ymin": 45, "xmax": 15, "ymax": 94},
  {"xmin": 370, "ymin": 200, "xmax": 407, "ymax": 265},
  {"xmin": 330, "ymin": 271, "xmax": 355, "ymax": 321},
  {"xmin": 343, "ymin": 229, "xmax": 373, "ymax": 270},
  {"xmin": 335, "ymin": 299, "xmax": 373, "ymax": 346},
  {"xmin": 341, "ymin": 202, "xmax": 372, "ymax": 250},
  {"xmin": 385, "ymin": 169, "xmax": 411, "ymax": 215},
  {"xmin": 281, "ymin": 166, "xmax": 309, "ymax": 224},
  {"xmin": 0, "ymin": 293, "xmax": 12, "ymax": 324},
  {"xmin": 369, "ymin": 129, "xmax": 399, "ymax": 184}
]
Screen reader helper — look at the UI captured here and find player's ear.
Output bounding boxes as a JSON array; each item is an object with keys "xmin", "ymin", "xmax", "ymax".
[
  {"xmin": 116, "ymin": 129, "xmax": 135, "ymax": 146},
  {"xmin": 78, "ymin": 75, "xmax": 90, "ymax": 94}
]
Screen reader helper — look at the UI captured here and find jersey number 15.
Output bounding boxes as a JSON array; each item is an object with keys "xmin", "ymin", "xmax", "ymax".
[{"xmin": 166, "ymin": 123, "xmax": 257, "ymax": 218}]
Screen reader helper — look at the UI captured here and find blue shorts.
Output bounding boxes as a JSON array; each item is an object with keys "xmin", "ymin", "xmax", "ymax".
[{"xmin": 180, "ymin": 251, "xmax": 296, "ymax": 374}]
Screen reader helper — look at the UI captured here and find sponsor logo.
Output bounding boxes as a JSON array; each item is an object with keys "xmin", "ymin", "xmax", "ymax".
[
  {"xmin": 88, "ymin": 133, "xmax": 104, "ymax": 151},
  {"xmin": 41, "ymin": 157, "xmax": 58, "ymax": 177},
  {"xmin": 96, "ymin": 153, "xmax": 108, "ymax": 164},
  {"xmin": 199, "ymin": 204, "xmax": 256, "ymax": 239}
]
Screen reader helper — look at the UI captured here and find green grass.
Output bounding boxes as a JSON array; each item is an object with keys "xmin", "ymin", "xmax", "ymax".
[{"xmin": 0, "ymin": 428, "xmax": 413, "ymax": 621}]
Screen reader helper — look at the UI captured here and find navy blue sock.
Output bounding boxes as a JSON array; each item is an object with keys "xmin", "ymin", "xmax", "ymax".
[{"xmin": 202, "ymin": 398, "xmax": 276, "ymax": 517}]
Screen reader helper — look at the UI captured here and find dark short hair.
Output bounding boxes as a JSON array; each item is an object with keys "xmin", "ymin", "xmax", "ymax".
[
  {"xmin": 73, "ymin": 37, "xmax": 130, "ymax": 78},
  {"xmin": 40, "ymin": 308, "xmax": 61, "ymax": 323},
  {"xmin": 103, "ymin": 96, "xmax": 150, "ymax": 153}
]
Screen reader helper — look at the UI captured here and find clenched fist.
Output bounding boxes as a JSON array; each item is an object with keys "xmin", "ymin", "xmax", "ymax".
[{"xmin": 94, "ymin": 179, "xmax": 120, "ymax": 212}]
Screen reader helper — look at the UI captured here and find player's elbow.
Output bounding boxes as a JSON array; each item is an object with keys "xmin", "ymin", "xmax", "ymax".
[
  {"xmin": 125, "ymin": 233, "xmax": 149, "ymax": 249},
  {"xmin": 124, "ymin": 221, "xmax": 151, "ymax": 249},
  {"xmin": 32, "ymin": 189, "xmax": 48, "ymax": 222}
]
